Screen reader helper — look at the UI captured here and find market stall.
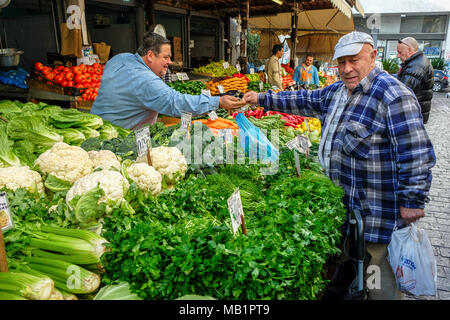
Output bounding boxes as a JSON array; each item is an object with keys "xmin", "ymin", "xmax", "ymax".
[{"xmin": 0, "ymin": 86, "xmax": 344, "ymax": 300}]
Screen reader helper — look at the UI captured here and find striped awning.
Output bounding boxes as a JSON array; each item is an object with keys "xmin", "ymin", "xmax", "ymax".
[{"xmin": 329, "ymin": 0, "xmax": 365, "ymax": 18}]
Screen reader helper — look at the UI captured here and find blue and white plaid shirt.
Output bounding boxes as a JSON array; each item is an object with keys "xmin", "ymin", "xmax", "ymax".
[{"xmin": 257, "ymin": 67, "xmax": 436, "ymax": 244}]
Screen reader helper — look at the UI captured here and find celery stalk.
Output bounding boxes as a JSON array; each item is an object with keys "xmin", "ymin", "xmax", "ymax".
[
  {"xmin": 0, "ymin": 271, "xmax": 54, "ymax": 300},
  {"xmin": 59, "ymin": 290, "xmax": 78, "ymax": 300},
  {"xmin": 32, "ymin": 248, "xmax": 100, "ymax": 265},
  {"xmin": 49, "ymin": 288, "xmax": 65, "ymax": 300},
  {"xmin": 25, "ymin": 257, "xmax": 101, "ymax": 294},
  {"xmin": 0, "ymin": 291, "xmax": 28, "ymax": 300}
]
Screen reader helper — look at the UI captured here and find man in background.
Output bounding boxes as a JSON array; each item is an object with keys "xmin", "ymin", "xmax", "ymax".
[
  {"xmin": 266, "ymin": 44, "xmax": 284, "ymax": 90},
  {"xmin": 397, "ymin": 37, "xmax": 434, "ymax": 124},
  {"xmin": 293, "ymin": 54, "xmax": 320, "ymax": 87}
]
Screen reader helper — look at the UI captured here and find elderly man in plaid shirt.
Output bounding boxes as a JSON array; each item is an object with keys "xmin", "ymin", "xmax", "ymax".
[{"xmin": 243, "ymin": 31, "xmax": 436, "ymax": 300}]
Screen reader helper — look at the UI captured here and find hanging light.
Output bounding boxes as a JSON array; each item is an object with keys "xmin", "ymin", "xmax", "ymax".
[{"xmin": 272, "ymin": 0, "xmax": 283, "ymax": 5}]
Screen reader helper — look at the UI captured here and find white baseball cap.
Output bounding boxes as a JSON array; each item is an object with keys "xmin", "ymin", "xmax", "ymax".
[{"xmin": 333, "ymin": 31, "xmax": 375, "ymax": 60}]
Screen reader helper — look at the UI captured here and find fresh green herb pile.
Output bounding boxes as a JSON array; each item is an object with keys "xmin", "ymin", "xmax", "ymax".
[
  {"xmin": 167, "ymin": 81, "xmax": 207, "ymax": 95},
  {"xmin": 100, "ymin": 151, "xmax": 346, "ymax": 300}
]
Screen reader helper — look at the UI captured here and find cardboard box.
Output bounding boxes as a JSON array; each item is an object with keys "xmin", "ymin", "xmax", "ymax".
[{"xmin": 171, "ymin": 37, "xmax": 183, "ymax": 62}]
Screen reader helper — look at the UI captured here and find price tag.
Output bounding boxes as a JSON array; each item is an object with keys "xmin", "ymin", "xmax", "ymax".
[
  {"xmin": 259, "ymin": 81, "xmax": 264, "ymax": 91},
  {"xmin": 236, "ymin": 64, "xmax": 241, "ymax": 72},
  {"xmin": 171, "ymin": 74, "xmax": 179, "ymax": 82},
  {"xmin": 208, "ymin": 110, "xmax": 218, "ymax": 121},
  {"xmin": 250, "ymin": 68, "xmax": 255, "ymax": 74},
  {"xmin": 286, "ymin": 135, "xmax": 311, "ymax": 155},
  {"xmin": 135, "ymin": 126, "xmax": 152, "ymax": 164},
  {"xmin": 0, "ymin": 192, "xmax": 13, "ymax": 233},
  {"xmin": 201, "ymin": 89, "xmax": 211, "ymax": 97},
  {"xmin": 219, "ymin": 128, "xmax": 233, "ymax": 144},
  {"xmin": 176, "ymin": 72, "xmax": 189, "ymax": 81},
  {"xmin": 223, "ymin": 62, "xmax": 229, "ymax": 69},
  {"xmin": 227, "ymin": 188, "xmax": 246, "ymax": 235},
  {"xmin": 217, "ymin": 85, "xmax": 225, "ymax": 94},
  {"xmin": 180, "ymin": 111, "xmax": 192, "ymax": 131}
]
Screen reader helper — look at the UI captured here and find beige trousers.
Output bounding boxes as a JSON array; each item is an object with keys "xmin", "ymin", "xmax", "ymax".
[{"xmin": 364, "ymin": 243, "xmax": 405, "ymax": 300}]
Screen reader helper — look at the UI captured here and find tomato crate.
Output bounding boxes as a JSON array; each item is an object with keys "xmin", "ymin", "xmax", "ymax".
[
  {"xmin": 71, "ymin": 99, "xmax": 93, "ymax": 111},
  {"xmin": 31, "ymin": 70, "xmax": 87, "ymax": 97}
]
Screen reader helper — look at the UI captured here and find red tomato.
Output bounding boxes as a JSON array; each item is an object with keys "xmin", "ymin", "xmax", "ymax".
[
  {"xmin": 61, "ymin": 80, "xmax": 69, "ymax": 87},
  {"xmin": 82, "ymin": 93, "xmax": 88, "ymax": 100},
  {"xmin": 74, "ymin": 74, "xmax": 85, "ymax": 84},
  {"xmin": 65, "ymin": 72, "xmax": 74, "ymax": 81},
  {"xmin": 63, "ymin": 67, "xmax": 71, "ymax": 73},
  {"xmin": 45, "ymin": 73, "xmax": 55, "ymax": 80},
  {"xmin": 75, "ymin": 84, "xmax": 84, "ymax": 89},
  {"xmin": 85, "ymin": 88, "xmax": 93, "ymax": 95},
  {"xmin": 67, "ymin": 81, "xmax": 74, "ymax": 87},
  {"xmin": 34, "ymin": 62, "xmax": 44, "ymax": 71},
  {"xmin": 91, "ymin": 74, "xmax": 100, "ymax": 83},
  {"xmin": 55, "ymin": 74, "xmax": 65, "ymax": 84},
  {"xmin": 101, "ymin": 64, "xmax": 105, "ymax": 71},
  {"xmin": 72, "ymin": 66, "xmax": 82, "ymax": 75},
  {"xmin": 94, "ymin": 87, "xmax": 99, "ymax": 93},
  {"xmin": 41, "ymin": 68, "xmax": 51, "ymax": 76},
  {"xmin": 84, "ymin": 73, "xmax": 92, "ymax": 83},
  {"xmin": 92, "ymin": 63, "xmax": 101, "ymax": 69},
  {"xmin": 79, "ymin": 64, "xmax": 87, "ymax": 73},
  {"xmin": 91, "ymin": 93, "xmax": 97, "ymax": 100},
  {"xmin": 87, "ymin": 66, "xmax": 94, "ymax": 74}
]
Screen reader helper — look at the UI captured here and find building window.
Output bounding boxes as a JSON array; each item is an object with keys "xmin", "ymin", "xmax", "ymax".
[{"xmin": 400, "ymin": 15, "xmax": 447, "ymax": 34}]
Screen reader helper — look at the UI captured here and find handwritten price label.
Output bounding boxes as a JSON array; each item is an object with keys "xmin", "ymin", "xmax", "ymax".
[
  {"xmin": 0, "ymin": 192, "xmax": 13, "ymax": 232},
  {"xmin": 227, "ymin": 189, "xmax": 245, "ymax": 235}
]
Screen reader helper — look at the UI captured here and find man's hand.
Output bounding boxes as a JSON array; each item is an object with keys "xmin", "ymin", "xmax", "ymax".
[
  {"xmin": 400, "ymin": 206, "xmax": 425, "ymax": 224},
  {"xmin": 218, "ymin": 95, "xmax": 246, "ymax": 110},
  {"xmin": 243, "ymin": 91, "xmax": 259, "ymax": 105}
]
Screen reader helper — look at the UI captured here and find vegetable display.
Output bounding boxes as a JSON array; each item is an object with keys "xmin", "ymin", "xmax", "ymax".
[
  {"xmin": 167, "ymin": 81, "xmax": 206, "ymax": 95},
  {"xmin": 193, "ymin": 60, "xmax": 238, "ymax": 77},
  {"xmin": 0, "ymin": 95, "xmax": 346, "ymax": 301}
]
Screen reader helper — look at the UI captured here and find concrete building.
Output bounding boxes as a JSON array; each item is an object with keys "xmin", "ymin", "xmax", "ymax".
[{"xmin": 352, "ymin": 0, "xmax": 450, "ymax": 63}]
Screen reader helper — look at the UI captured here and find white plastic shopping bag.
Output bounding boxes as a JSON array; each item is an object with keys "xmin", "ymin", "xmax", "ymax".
[{"xmin": 387, "ymin": 223, "xmax": 437, "ymax": 296}]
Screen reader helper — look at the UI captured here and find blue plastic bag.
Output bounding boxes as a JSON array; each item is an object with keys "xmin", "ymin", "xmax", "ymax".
[{"xmin": 235, "ymin": 113, "xmax": 279, "ymax": 162}]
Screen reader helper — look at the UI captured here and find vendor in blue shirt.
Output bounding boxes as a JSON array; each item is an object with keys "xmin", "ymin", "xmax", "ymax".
[
  {"xmin": 293, "ymin": 54, "xmax": 320, "ymax": 87},
  {"xmin": 91, "ymin": 32, "xmax": 245, "ymax": 129}
]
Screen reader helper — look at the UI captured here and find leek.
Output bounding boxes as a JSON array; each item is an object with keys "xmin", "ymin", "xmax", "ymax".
[
  {"xmin": 25, "ymin": 256, "xmax": 101, "ymax": 294},
  {"xmin": 0, "ymin": 271, "xmax": 53, "ymax": 300}
]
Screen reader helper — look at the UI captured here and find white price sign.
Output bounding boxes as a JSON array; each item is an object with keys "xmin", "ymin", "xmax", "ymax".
[
  {"xmin": 201, "ymin": 89, "xmax": 211, "ymax": 97},
  {"xmin": 176, "ymin": 72, "xmax": 190, "ymax": 81},
  {"xmin": 259, "ymin": 81, "xmax": 263, "ymax": 91},
  {"xmin": 250, "ymin": 68, "xmax": 255, "ymax": 74},
  {"xmin": 227, "ymin": 188, "xmax": 246, "ymax": 235},
  {"xmin": 236, "ymin": 64, "xmax": 241, "ymax": 72},
  {"xmin": 180, "ymin": 112, "xmax": 192, "ymax": 131},
  {"xmin": 217, "ymin": 85, "xmax": 225, "ymax": 94},
  {"xmin": 208, "ymin": 110, "xmax": 218, "ymax": 121},
  {"xmin": 0, "ymin": 192, "xmax": 13, "ymax": 232},
  {"xmin": 286, "ymin": 135, "xmax": 311, "ymax": 155},
  {"xmin": 135, "ymin": 126, "xmax": 152, "ymax": 159},
  {"xmin": 223, "ymin": 62, "xmax": 229, "ymax": 69},
  {"xmin": 219, "ymin": 128, "xmax": 233, "ymax": 144}
]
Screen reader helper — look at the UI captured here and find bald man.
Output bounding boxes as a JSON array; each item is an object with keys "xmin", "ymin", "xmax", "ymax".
[{"xmin": 397, "ymin": 37, "xmax": 434, "ymax": 124}]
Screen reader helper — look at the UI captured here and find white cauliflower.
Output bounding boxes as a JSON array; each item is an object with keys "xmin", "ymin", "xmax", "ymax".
[
  {"xmin": 127, "ymin": 162, "xmax": 162, "ymax": 196},
  {"xmin": 34, "ymin": 142, "xmax": 94, "ymax": 184},
  {"xmin": 66, "ymin": 170, "xmax": 129, "ymax": 207},
  {"xmin": 150, "ymin": 147, "xmax": 188, "ymax": 186},
  {"xmin": 0, "ymin": 166, "xmax": 45, "ymax": 194},
  {"xmin": 88, "ymin": 150, "xmax": 121, "ymax": 171}
]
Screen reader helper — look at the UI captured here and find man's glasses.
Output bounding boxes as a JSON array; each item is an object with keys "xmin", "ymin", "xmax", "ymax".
[{"xmin": 398, "ymin": 39, "xmax": 410, "ymax": 48}]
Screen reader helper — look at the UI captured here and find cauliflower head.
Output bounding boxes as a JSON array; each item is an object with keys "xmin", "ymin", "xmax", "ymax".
[
  {"xmin": 150, "ymin": 147, "xmax": 187, "ymax": 185},
  {"xmin": 88, "ymin": 150, "xmax": 121, "ymax": 171},
  {"xmin": 35, "ymin": 142, "xmax": 94, "ymax": 183},
  {"xmin": 127, "ymin": 162, "xmax": 162, "ymax": 196},
  {"xmin": 66, "ymin": 170, "xmax": 129, "ymax": 206},
  {"xmin": 0, "ymin": 166, "xmax": 45, "ymax": 194}
]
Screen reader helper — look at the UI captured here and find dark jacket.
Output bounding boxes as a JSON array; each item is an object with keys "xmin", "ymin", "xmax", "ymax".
[{"xmin": 397, "ymin": 51, "xmax": 434, "ymax": 123}]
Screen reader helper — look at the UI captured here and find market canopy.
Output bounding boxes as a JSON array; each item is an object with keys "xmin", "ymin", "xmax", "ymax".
[{"xmin": 153, "ymin": 0, "xmax": 365, "ymax": 18}]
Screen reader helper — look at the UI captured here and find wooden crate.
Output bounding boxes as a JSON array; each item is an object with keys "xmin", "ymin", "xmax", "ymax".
[
  {"xmin": 71, "ymin": 100, "xmax": 93, "ymax": 111},
  {"xmin": 27, "ymin": 77, "xmax": 65, "ymax": 95}
]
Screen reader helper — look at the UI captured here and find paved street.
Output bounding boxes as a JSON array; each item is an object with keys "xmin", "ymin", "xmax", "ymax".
[{"xmin": 405, "ymin": 88, "xmax": 450, "ymax": 300}]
